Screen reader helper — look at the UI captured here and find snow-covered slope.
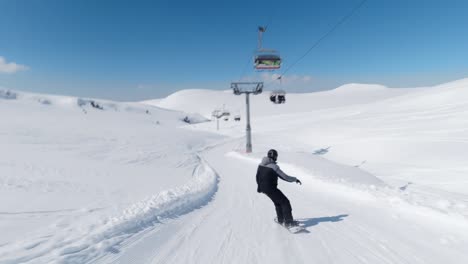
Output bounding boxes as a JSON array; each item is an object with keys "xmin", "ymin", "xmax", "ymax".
[
  {"xmin": 2, "ymin": 78, "xmax": 468, "ymax": 263},
  {"xmin": 153, "ymin": 81, "xmax": 468, "ymax": 198}
]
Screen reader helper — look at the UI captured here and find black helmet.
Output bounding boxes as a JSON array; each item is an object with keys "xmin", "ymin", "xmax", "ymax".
[{"xmin": 267, "ymin": 149, "xmax": 278, "ymax": 161}]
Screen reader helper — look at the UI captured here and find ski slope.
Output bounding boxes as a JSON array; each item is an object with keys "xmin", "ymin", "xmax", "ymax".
[{"xmin": 1, "ymin": 79, "xmax": 468, "ymax": 263}]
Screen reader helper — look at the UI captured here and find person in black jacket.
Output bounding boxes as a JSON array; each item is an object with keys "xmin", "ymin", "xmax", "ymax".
[{"xmin": 256, "ymin": 149, "xmax": 302, "ymax": 227}]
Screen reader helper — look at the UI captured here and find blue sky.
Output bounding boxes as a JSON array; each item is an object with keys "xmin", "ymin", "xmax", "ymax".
[{"xmin": 1, "ymin": 0, "xmax": 468, "ymax": 100}]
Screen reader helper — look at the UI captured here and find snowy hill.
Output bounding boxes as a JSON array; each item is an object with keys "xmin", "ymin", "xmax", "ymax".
[
  {"xmin": 143, "ymin": 83, "xmax": 418, "ymax": 118},
  {"xmin": 2, "ymin": 80, "xmax": 468, "ymax": 263}
]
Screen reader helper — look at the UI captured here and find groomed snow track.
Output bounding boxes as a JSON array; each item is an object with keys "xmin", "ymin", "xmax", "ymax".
[{"xmin": 95, "ymin": 141, "xmax": 468, "ymax": 264}]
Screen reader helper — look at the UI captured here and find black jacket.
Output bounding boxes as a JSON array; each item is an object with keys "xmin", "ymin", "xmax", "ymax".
[{"xmin": 256, "ymin": 157, "xmax": 297, "ymax": 193}]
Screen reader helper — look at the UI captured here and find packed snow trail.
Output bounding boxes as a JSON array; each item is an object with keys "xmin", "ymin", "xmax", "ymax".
[{"xmin": 98, "ymin": 141, "xmax": 468, "ymax": 264}]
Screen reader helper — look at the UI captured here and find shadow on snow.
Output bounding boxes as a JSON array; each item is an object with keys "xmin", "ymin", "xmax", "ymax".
[{"xmin": 298, "ymin": 214, "xmax": 349, "ymax": 229}]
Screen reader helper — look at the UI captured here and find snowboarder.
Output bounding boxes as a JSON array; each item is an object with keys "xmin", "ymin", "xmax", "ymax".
[{"xmin": 256, "ymin": 149, "xmax": 302, "ymax": 227}]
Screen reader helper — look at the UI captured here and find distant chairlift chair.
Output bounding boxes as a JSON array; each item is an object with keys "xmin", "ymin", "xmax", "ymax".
[
  {"xmin": 223, "ymin": 110, "xmax": 230, "ymax": 121},
  {"xmin": 270, "ymin": 90, "xmax": 286, "ymax": 104}
]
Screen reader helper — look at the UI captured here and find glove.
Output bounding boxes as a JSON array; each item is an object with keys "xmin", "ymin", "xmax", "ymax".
[
  {"xmin": 296, "ymin": 179, "xmax": 302, "ymax": 185},
  {"xmin": 257, "ymin": 186, "xmax": 261, "ymax": 193}
]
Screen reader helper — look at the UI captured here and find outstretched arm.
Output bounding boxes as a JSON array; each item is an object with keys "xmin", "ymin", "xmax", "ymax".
[{"xmin": 272, "ymin": 164, "xmax": 297, "ymax": 183}]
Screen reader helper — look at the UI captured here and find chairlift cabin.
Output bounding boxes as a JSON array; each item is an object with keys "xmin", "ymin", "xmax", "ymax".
[
  {"xmin": 254, "ymin": 50, "xmax": 281, "ymax": 70},
  {"xmin": 270, "ymin": 90, "xmax": 286, "ymax": 104},
  {"xmin": 255, "ymin": 26, "xmax": 281, "ymax": 70}
]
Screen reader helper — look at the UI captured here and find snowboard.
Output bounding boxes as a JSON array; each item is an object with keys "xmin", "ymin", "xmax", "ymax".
[{"xmin": 274, "ymin": 218, "xmax": 307, "ymax": 234}]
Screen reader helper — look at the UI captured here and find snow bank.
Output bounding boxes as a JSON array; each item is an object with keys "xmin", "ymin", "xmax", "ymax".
[{"xmin": 0, "ymin": 157, "xmax": 219, "ymax": 264}]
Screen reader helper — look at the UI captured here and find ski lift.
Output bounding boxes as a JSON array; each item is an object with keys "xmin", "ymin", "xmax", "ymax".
[
  {"xmin": 254, "ymin": 26, "xmax": 281, "ymax": 70},
  {"xmin": 270, "ymin": 90, "xmax": 286, "ymax": 104},
  {"xmin": 254, "ymin": 50, "xmax": 281, "ymax": 70},
  {"xmin": 234, "ymin": 114, "xmax": 241, "ymax": 121}
]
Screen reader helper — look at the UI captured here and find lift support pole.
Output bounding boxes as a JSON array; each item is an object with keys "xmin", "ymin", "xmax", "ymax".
[
  {"xmin": 245, "ymin": 93, "xmax": 252, "ymax": 152},
  {"xmin": 231, "ymin": 82, "xmax": 263, "ymax": 153}
]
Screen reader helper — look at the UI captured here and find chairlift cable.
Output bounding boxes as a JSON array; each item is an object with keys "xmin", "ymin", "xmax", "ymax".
[
  {"xmin": 238, "ymin": 55, "xmax": 253, "ymax": 81},
  {"xmin": 275, "ymin": 0, "xmax": 368, "ymax": 80}
]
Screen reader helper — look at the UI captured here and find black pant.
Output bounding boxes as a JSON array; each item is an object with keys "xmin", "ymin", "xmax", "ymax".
[{"xmin": 264, "ymin": 188, "xmax": 293, "ymax": 223}]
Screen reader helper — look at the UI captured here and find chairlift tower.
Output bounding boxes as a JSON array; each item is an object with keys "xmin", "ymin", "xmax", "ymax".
[
  {"xmin": 231, "ymin": 82, "xmax": 263, "ymax": 153},
  {"xmin": 212, "ymin": 109, "xmax": 227, "ymax": 131}
]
